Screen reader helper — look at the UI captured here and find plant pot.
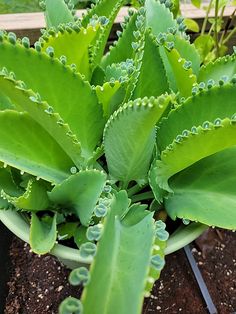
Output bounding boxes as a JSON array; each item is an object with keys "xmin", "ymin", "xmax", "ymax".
[{"xmin": 0, "ymin": 209, "xmax": 208, "ymax": 269}]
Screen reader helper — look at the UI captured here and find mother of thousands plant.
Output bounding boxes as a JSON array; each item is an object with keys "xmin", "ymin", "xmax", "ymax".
[{"xmin": 0, "ymin": 0, "xmax": 236, "ymax": 312}]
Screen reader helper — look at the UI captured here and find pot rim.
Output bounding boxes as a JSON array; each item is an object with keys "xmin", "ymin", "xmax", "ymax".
[{"xmin": 0, "ymin": 209, "xmax": 208, "ymax": 265}]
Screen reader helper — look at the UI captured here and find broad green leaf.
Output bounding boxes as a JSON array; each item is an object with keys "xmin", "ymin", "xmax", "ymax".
[
  {"xmin": 41, "ymin": 24, "xmax": 101, "ymax": 80},
  {"xmin": 74, "ymin": 225, "xmax": 88, "ymax": 248},
  {"xmin": 191, "ymin": 0, "xmax": 201, "ymax": 8},
  {"xmin": 157, "ymin": 83, "xmax": 236, "ymax": 152},
  {"xmin": 173, "ymin": 36, "xmax": 200, "ymax": 76},
  {"xmin": 86, "ymin": 0, "xmax": 127, "ymax": 69},
  {"xmin": 0, "ymin": 110, "xmax": 73, "ymax": 184},
  {"xmin": 48, "ymin": 170, "xmax": 107, "ymax": 226},
  {"xmin": 83, "ymin": 0, "xmax": 126, "ymax": 26},
  {"xmin": 104, "ymin": 95, "xmax": 173, "ymax": 184},
  {"xmin": 153, "ymin": 117, "xmax": 236, "ymax": 196},
  {"xmin": 1, "ymin": 179, "xmax": 50, "ymax": 211},
  {"xmin": 0, "ymin": 75, "xmax": 83, "ymax": 167},
  {"xmin": 163, "ymin": 46, "xmax": 197, "ymax": 98},
  {"xmin": 95, "ymin": 81, "xmax": 126, "ymax": 117},
  {"xmin": 58, "ymin": 222, "xmax": 79, "ymax": 240},
  {"xmin": 81, "ymin": 191, "xmax": 158, "ymax": 314},
  {"xmin": 0, "ymin": 168, "xmax": 20, "ymax": 209},
  {"xmin": 0, "ymin": 91, "xmax": 13, "ymax": 110},
  {"xmin": 145, "ymin": 0, "xmax": 178, "ymax": 37},
  {"xmin": 30, "ymin": 212, "xmax": 57, "ymax": 254},
  {"xmin": 159, "ymin": 35, "xmax": 200, "ymax": 89},
  {"xmin": 132, "ymin": 32, "xmax": 169, "ymax": 99},
  {"xmin": 171, "ymin": 0, "xmax": 180, "ymax": 17},
  {"xmin": 166, "ymin": 147, "xmax": 236, "ymax": 229},
  {"xmin": 198, "ymin": 53, "xmax": 236, "ymax": 83},
  {"xmin": 0, "ymin": 37, "xmax": 105, "ymax": 160},
  {"xmin": 91, "ymin": 65, "xmax": 106, "ymax": 86},
  {"xmin": 45, "ymin": 0, "xmax": 75, "ymax": 29},
  {"xmin": 194, "ymin": 35, "xmax": 215, "ymax": 63},
  {"xmin": 101, "ymin": 12, "xmax": 138, "ymax": 68},
  {"xmin": 219, "ymin": 44, "xmax": 228, "ymax": 57},
  {"xmin": 184, "ymin": 18, "xmax": 200, "ymax": 32}
]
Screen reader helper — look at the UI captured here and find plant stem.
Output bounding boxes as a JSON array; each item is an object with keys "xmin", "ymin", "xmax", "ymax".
[
  {"xmin": 127, "ymin": 183, "xmax": 148, "ymax": 197},
  {"xmin": 223, "ymin": 26, "xmax": 236, "ymax": 45},
  {"xmin": 201, "ymin": 0, "xmax": 214, "ymax": 35},
  {"xmin": 131, "ymin": 191, "xmax": 154, "ymax": 202},
  {"xmin": 208, "ymin": 24, "xmax": 214, "ymax": 36},
  {"xmin": 214, "ymin": 0, "xmax": 220, "ymax": 58},
  {"xmin": 220, "ymin": 8, "xmax": 236, "ymax": 45},
  {"xmin": 119, "ymin": 181, "xmax": 128, "ymax": 190},
  {"xmin": 217, "ymin": 4, "xmax": 226, "ymax": 41}
]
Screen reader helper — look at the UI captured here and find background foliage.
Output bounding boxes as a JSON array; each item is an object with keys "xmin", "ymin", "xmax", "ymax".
[{"xmin": 0, "ymin": 0, "xmax": 92, "ymax": 13}]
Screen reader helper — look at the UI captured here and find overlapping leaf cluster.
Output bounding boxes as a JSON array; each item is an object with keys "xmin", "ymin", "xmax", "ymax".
[{"xmin": 0, "ymin": 0, "xmax": 235, "ymax": 313}]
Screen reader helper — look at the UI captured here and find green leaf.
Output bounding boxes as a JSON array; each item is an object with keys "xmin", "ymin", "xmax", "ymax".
[
  {"xmin": 171, "ymin": 0, "xmax": 180, "ymax": 17},
  {"xmin": 184, "ymin": 18, "xmax": 200, "ymax": 33},
  {"xmin": 163, "ymin": 45, "xmax": 197, "ymax": 98},
  {"xmin": 198, "ymin": 53, "xmax": 236, "ymax": 84},
  {"xmin": 1, "ymin": 179, "xmax": 50, "ymax": 211},
  {"xmin": 104, "ymin": 95, "xmax": 173, "ymax": 184},
  {"xmin": 191, "ymin": 0, "xmax": 201, "ymax": 8},
  {"xmin": 30, "ymin": 212, "xmax": 57, "ymax": 254},
  {"xmin": 44, "ymin": 0, "xmax": 75, "ymax": 29},
  {"xmin": 0, "ymin": 110, "xmax": 73, "ymax": 184},
  {"xmin": 0, "ymin": 37, "xmax": 105, "ymax": 160},
  {"xmin": 157, "ymin": 83, "xmax": 236, "ymax": 152},
  {"xmin": 74, "ymin": 225, "xmax": 88, "ymax": 248},
  {"xmin": 41, "ymin": 24, "xmax": 101, "ymax": 80},
  {"xmin": 0, "ymin": 91, "xmax": 14, "ymax": 110},
  {"xmin": 48, "ymin": 170, "xmax": 107, "ymax": 226},
  {"xmin": 0, "ymin": 75, "xmax": 83, "ymax": 168},
  {"xmin": 172, "ymin": 35, "xmax": 200, "ymax": 76},
  {"xmin": 58, "ymin": 222, "xmax": 79, "ymax": 240},
  {"xmin": 166, "ymin": 147, "xmax": 236, "ymax": 229},
  {"xmin": 95, "ymin": 81, "xmax": 126, "ymax": 118},
  {"xmin": 83, "ymin": 0, "xmax": 126, "ymax": 26},
  {"xmin": 153, "ymin": 117, "xmax": 236, "ymax": 196},
  {"xmin": 194, "ymin": 35, "xmax": 215, "ymax": 63},
  {"xmin": 145, "ymin": 0, "xmax": 178, "ymax": 37},
  {"xmin": 81, "ymin": 191, "xmax": 157, "ymax": 314},
  {"xmin": 86, "ymin": 0, "xmax": 127, "ymax": 69},
  {"xmin": 159, "ymin": 35, "xmax": 201, "ymax": 89},
  {"xmin": 101, "ymin": 12, "xmax": 138, "ymax": 68},
  {"xmin": 132, "ymin": 31, "xmax": 169, "ymax": 99},
  {"xmin": 0, "ymin": 168, "xmax": 20, "ymax": 209}
]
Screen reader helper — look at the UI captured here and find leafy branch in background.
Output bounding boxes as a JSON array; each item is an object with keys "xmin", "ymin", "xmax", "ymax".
[
  {"xmin": 0, "ymin": 0, "xmax": 94, "ymax": 13},
  {"xmin": 188, "ymin": 0, "xmax": 236, "ymax": 63}
]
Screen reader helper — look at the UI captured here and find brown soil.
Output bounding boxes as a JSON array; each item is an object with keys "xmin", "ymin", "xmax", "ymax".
[{"xmin": 4, "ymin": 229, "xmax": 236, "ymax": 314}]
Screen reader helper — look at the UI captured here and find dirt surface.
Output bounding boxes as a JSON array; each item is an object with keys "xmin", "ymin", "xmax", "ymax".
[{"xmin": 4, "ymin": 229, "xmax": 236, "ymax": 314}]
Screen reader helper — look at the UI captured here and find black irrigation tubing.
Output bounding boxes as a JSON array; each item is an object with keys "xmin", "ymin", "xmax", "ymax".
[{"xmin": 184, "ymin": 245, "xmax": 218, "ymax": 314}]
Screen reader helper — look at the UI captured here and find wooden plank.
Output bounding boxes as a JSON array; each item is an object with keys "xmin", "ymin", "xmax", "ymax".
[{"xmin": 181, "ymin": 3, "xmax": 235, "ymax": 20}]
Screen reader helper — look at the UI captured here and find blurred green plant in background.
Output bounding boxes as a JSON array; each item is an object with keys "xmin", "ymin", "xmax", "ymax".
[
  {"xmin": 0, "ymin": 0, "xmax": 93, "ymax": 13},
  {"xmin": 193, "ymin": 0, "xmax": 236, "ymax": 63},
  {"xmin": 0, "ymin": 0, "xmax": 235, "ymax": 65},
  {"xmin": 0, "ymin": 0, "xmax": 40, "ymax": 13}
]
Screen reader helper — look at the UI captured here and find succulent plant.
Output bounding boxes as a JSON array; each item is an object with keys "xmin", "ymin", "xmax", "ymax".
[{"xmin": 0, "ymin": 0, "xmax": 236, "ymax": 313}]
